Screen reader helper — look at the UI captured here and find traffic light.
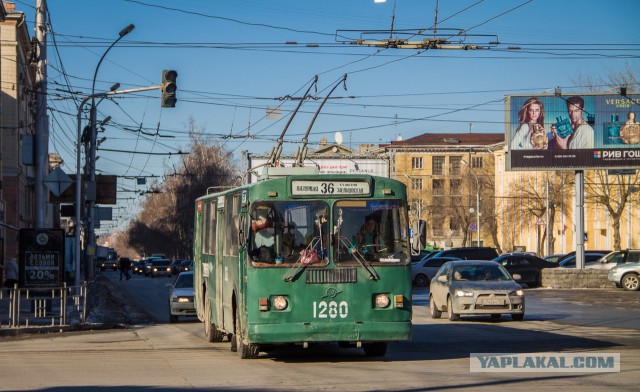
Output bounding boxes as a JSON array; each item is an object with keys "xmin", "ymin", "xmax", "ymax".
[{"xmin": 161, "ymin": 70, "xmax": 178, "ymax": 108}]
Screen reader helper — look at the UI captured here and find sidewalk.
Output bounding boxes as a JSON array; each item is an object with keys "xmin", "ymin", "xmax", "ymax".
[{"xmin": 0, "ymin": 274, "xmax": 150, "ymax": 338}]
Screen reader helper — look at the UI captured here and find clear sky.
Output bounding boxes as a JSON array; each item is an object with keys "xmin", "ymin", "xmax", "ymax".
[{"xmin": 15, "ymin": 0, "xmax": 640, "ymax": 231}]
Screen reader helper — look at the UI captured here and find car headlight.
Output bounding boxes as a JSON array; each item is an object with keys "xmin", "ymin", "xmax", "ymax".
[
  {"xmin": 509, "ymin": 289, "xmax": 524, "ymax": 296},
  {"xmin": 455, "ymin": 290, "xmax": 473, "ymax": 297},
  {"xmin": 375, "ymin": 294, "xmax": 390, "ymax": 308}
]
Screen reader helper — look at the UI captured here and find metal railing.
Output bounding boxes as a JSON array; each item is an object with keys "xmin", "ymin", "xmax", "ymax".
[{"xmin": 0, "ymin": 283, "xmax": 87, "ymax": 329}]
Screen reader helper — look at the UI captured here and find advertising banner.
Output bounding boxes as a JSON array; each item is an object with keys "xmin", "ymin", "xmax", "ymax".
[
  {"xmin": 18, "ymin": 229, "xmax": 65, "ymax": 288},
  {"xmin": 505, "ymin": 93, "xmax": 640, "ymax": 170}
]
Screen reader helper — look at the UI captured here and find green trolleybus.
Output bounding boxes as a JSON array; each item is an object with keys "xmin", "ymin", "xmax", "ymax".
[{"xmin": 193, "ymin": 168, "xmax": 412, "ymax": 358}]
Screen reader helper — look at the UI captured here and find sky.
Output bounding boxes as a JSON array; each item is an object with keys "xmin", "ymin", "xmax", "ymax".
[{"xmin": 15, "ymin": 0, "xmax": 640, "ymax": 232}]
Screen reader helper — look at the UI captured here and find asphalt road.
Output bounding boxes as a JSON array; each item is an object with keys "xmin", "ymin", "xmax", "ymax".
[{"xmin": 0, "ymin": 270, "xmax": 638, "ymax": 391}]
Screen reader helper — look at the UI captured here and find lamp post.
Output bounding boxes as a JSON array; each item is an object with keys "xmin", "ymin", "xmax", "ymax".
[
  {"xmin": 461, "ymin": 159, "xmax": 480, "ymax": 246},
  {"xmin": 75, "ymin": 24, "xmax": 134, "ymax": 287}
]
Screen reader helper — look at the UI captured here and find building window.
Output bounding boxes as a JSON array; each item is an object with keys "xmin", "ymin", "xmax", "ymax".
[
  {"xmin": 433, "ymin": 179, "xmax": 444, "ymax": 196},
  {"xmin": 449, "ymin": 156, "xmax": 462, "ymax": 175},
  {"xmin": 412, "ymin": 178, "xmax": 423, "ymax": 190},
  {"xmin": 411, "ymin": 156, "xmax": 423, "ymax": 170},
  {"xmin": 432, "ymin": 156, "xmax": 444, "ymax": 175},
  {"xmin": 449, "ymin": 179, "xmax": 462, "ymax": 196},
  {"xmin": 472, "ymin": 156, "xmax": 483, "ymax": 169}
]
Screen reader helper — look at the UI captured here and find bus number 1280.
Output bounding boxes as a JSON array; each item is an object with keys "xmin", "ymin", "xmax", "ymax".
[{"xmin": 312, "ymin": 301, "xmax": 348, "ymax": 319}]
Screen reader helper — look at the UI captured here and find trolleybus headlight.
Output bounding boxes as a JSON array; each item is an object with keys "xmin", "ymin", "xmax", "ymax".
[
  {"xmin": 273, "ymin": 296, "xmax": 288, "ymax": 310},
  {"xmin": 375, "ymin": 294, "xmax": 390, "ymax": 308}
]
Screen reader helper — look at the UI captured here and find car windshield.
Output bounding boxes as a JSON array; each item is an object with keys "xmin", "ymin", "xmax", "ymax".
[
  {"xmin": 452, "ymin": 265, "xmax": 511, "ymax": 281},
  {"xmin": 333, "ymin": 199, "xmax": 409, "ymax": 265},
  {"xmin": 174, "ymin": 274, "xmax": 193, "ymax": 288},
  {"xmin": 153, "ymin": 260, "xmax": 171, "ymax": 267},
  {"xmin": 249, "ymin": 201, "xmax": 330, "ymax": 266}
]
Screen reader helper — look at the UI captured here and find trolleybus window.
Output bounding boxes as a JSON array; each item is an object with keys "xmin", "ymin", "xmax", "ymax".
[
  {"xmin": 249, "ymin": 201, "xmax": 329, "ymax": 266},
  {"xmin": 333, "ymin": 199, "xmax": 409, "ymax": 264},
  {"xmin": 202, "ymin": 200, "xmax": 216, "ymax": 255},
  {"xmin": 224, "ymin": 194, "xmax": 241, "ymax": 256}
]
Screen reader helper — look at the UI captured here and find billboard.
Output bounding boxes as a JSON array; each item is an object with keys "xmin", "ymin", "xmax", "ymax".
[
  {"xmin": 19, "ymin": 229, "xmax": 65, "ymax": 288},
  {"xmin": 505, "ymin": 93, "xmax": 640, "ymax": 170}
]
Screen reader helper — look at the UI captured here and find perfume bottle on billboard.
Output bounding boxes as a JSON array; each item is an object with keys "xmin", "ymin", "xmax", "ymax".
[
  {"xmin": 620, "ymin": 112, "xmax": 640, "ymax": 144},
  {"xmin": 603, "ymin": 114, "xmax": 622, "ymax": 145},
  {"xmin": 553, "ymin": 116, "xmax": 573, "ymax": 138}
]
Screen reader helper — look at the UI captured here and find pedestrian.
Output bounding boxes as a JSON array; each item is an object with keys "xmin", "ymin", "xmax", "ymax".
[
  {"xmin": 4, "ymin": 256, "xmax": 19, "ymax": 290},
  {"xmin": 119, "ymin": 257, "xmax": 131, "ymax": 281}
]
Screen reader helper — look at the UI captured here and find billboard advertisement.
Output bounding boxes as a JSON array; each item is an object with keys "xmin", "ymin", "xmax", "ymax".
[{"xmin": 505, "ymin": 93, "xmax": 640, "ymax": 170}]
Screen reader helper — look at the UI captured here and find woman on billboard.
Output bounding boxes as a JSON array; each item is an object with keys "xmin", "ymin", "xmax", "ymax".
[{"xmin": 510, "ymin": 97, "xmax": 549, "ymax": 150}]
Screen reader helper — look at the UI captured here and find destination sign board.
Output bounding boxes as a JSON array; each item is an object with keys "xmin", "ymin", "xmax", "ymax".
[{"xmin": 291, "ymin": 180, "xmax": 370, "ymax": 196}]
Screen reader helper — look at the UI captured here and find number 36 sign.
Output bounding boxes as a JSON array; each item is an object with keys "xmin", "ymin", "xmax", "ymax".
[{"xmin": 19, "ymin": 229, "xmax": 65, "ymax": 288}]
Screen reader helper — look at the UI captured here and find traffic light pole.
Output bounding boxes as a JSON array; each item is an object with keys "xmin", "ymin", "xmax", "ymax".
[{"xmin": 74, "ymin": 85, "xmax": 162, "ymax": 288}]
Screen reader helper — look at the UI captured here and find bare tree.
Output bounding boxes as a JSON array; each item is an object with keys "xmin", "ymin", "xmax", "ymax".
[
  {"xmin": 586, "ymin": 171, "xmax": 640, "ymax": 251},
  {"xmin": 506, "ymin": 171, "xmax": 574, "ymax": 255},
  {"xmin": 125, "ymin": 119, "xmax": 239, "ymax": 258}
]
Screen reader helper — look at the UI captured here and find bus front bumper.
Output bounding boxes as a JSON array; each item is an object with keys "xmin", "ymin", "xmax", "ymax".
[{"xmin": 248, "ymin": 321, "xmax": 411, "ymax": 344}]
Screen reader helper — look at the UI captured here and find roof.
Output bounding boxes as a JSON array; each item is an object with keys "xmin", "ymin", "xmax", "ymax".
[{"xmin": 387, "ymin": 132, "xmax": 504, "ymax": 147}]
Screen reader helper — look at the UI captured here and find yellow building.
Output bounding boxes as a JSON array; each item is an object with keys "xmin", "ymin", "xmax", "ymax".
[{"xmin": 386, "ymin": 133, "xmax": 504, "ymax": 249}]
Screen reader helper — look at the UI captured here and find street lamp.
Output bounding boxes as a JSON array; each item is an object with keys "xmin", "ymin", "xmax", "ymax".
[
  {"xmin": 74, "ymin": 24, "xmax": 134, "ymax": 288},
  {"xmin": 461, "ymin": 159, "xmax": 480, "ymax": 246}
]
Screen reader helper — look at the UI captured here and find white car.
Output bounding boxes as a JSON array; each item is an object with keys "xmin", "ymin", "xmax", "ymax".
[
  {"xmin": 167, "ymin": 272, "xmax": 195, "ymax": 322},
  {"xmin": 608, "ymin": 262, "xmax": 640, "ymax": 291},
  {"xmin": 586, "ymin": 250, "xmax": 640, "ymax": 270}
]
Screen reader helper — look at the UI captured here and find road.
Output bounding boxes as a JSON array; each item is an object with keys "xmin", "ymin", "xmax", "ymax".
[{"xmin": 0, "ymin": 270, "xmax": 638, "ymax": 391}]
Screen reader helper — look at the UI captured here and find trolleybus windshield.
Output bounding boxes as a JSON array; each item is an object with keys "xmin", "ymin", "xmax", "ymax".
[
  {"xmin": 333, "ymin": 199, "xmax": 409, "ymax": 265},
  {"xmin": 249, "ymin": 200, "xmax": 330, "ymax": 266}
]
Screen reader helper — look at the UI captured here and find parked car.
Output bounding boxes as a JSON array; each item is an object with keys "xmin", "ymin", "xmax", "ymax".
[
  {"xmin": 411, "ymin": 250, "xmax": 439, "ymax": 263},
  {"xmin": 167, "ymin": 271, "xmax": 196, "ymax": 322},
  {"xmin": 411, "ymin": 256, "xmax": 461, "ymax": 287},
  {"xmin": 430, "ymin": 247, "xmax": 499, "ymax": 261},
  {"xmin": 147, "ymin": 259, "xmax": 172, "ymax": 277},
  {"xmin": 493, "ymin": 253, "xmax": 559, "ymax": 287},
  {"xmin": 544, "ymin": 254, "xmax": 566, "ymax": 263},
  {"xmin": 608, "ymin": 262, "xmax": 640, "ymax": 291},
  {"xmin": 559, "ymin": 253, "xmax": 609, "ymax": 268},
  {"xmin": 556, "ymin": 250, "xmax": 610, "ymax": 264},
  {"xmin": 585, "ymin": 249, "xmax": 640, "ymax": 270},
  {"xmin": 429, "ymin": 260, "xmax": 525, "ymax": 321}
]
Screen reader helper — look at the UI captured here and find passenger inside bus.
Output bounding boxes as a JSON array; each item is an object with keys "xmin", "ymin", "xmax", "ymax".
[{"xmin": 251, "ymin": 208, "xmax": 276, "ymax": 262}]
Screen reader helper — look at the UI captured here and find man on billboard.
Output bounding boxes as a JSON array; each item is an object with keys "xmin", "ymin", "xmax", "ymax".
[{"xmin": 550, "ymin": 96, "xmax": 594, "ymax": 149}]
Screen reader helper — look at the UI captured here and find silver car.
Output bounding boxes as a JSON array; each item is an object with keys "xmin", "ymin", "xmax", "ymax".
[
  {"xmin": 167, "ymin": 271, "xmax": 195, "ymax": 322},
  {"xmin": 608, "ymin": 262, "xmax": 640, "ymax": 291},
  {"xmin": 429, "ymin": 260, "xmax": 525, "ymax": 321}
]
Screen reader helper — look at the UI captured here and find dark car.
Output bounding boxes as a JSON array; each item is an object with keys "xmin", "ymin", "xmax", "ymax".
[
  {"xmin": 556, "ymin": 250, "xmax": 610, "ymax": 264},
  {"xmin": 180, "ymin": 260, "xmax": 193, "ymax": 272},
  {"xmin": 411, "ymin": 250, "xmax": 438, "ymax": 263},
  {"xmin": 493, "ymin": 253, "xmax": 559, "ymax": 287},
  {"xmin": 559, "ymin": 253, "xmax": 611, "ymax": 268},
  {"xmin": 431, "ymin": 247, "xmax": 499, "ymax": 261},
  {"xmin": 170, "ymin": 259, "xmax": 184, "ymax": 275},
  {"xmin": 132, "ymin": 260, "xmax": 145, "ymax": 275}
]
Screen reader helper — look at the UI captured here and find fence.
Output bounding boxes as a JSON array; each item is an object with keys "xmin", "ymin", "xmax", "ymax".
[{"xmin": 0, "ymin": 283, "xmax": 87, "ymax": 329}]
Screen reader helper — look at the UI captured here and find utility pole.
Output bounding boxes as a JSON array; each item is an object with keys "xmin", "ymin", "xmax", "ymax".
[{"xmin": 35, "ymin": 0, "xmax": 48, "ymax": 227}]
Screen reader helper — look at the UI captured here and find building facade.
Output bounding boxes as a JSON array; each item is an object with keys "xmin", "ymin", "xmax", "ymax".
[
  {"xmin": 1, "ymin": 1, "xmax": 37, "ymax": 263},
  {"xmin": 386, "ymin": 133, "xmax": 504, "ymax": 250}
]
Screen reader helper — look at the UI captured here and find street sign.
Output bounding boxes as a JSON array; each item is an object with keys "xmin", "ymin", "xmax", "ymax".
[
  {"xmin": 43, "ymin": 167, "xmax": 73, "ymax": 197},
  {"xmin": 469, "ymin": 223, "xmax": 476, "ymax": 231}
]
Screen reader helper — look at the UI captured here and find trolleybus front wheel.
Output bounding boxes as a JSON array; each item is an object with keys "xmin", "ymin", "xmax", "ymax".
[
  {"xmin": 235, "ymin": 310, "xmax": 259, "ymax": 359},
  {"xmin": 363, "ymin": 342, "xmax": 387, "ymax": 357}
]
